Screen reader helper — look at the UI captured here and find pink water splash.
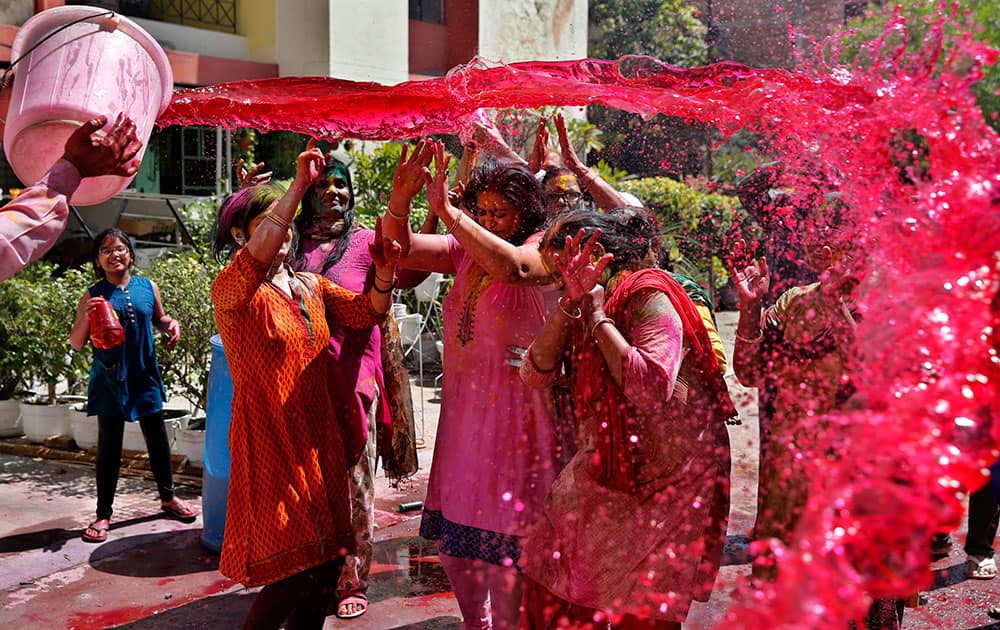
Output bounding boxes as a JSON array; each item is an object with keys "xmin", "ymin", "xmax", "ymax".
[{"xmin": 159, "ymin": 7, "xmax": 999, "ymax": 627}]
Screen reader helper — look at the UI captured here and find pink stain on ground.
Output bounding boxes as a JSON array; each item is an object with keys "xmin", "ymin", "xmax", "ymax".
[
  {"xmin": 66, "ymin": 577, "xmax": 235, "ymax": 630},
  {"xmin": 158, "ymin": 8, "xmax": 999, "ymax": 628}
]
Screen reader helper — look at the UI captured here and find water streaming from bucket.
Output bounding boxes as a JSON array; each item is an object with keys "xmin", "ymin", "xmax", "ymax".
[{"xmin": 159, "ymin": 10, "xmax": 998, "ymax": 627}]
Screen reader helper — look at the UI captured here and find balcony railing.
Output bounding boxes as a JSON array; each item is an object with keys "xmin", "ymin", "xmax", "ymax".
[
  {"xmin": 66, "ymin": 0, "xmax": 237, "ymax": 33},
  {"xmin": 148, "ymin": 0, "xmax": 237, "ymax": 34}
]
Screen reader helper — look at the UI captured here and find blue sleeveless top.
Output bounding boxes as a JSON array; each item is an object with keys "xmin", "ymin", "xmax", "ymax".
[{"xmin": 86, "ymin": 275, "xmax": 166, "ymax": 421}]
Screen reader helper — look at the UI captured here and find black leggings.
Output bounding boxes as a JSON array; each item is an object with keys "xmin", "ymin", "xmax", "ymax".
[
  {"xmin": 243, "ymin": 559, "xmax": 344, "ymax": 630},
  {"xmin": 96, "ymin": 412, "xmax": 175, "ymax": 520},
  {"xmin": 965, "ymin": 484, "xmax": 1000, "ymax": 558}
]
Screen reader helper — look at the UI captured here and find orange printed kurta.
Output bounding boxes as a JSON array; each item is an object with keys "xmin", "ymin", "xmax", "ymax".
[{"xmin": 212, "ymin": 248, "xmax": 382, "ymax": 586}]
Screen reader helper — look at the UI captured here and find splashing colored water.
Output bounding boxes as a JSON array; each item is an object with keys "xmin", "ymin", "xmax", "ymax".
[{"xmin": 159, "ymin": 8, "xmax": 999, "ymax": 628}]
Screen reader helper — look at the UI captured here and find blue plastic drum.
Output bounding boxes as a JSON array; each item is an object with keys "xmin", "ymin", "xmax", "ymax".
[{"xmin": 200, "ymin": 334, "xmax": 233, "ymax": 552}]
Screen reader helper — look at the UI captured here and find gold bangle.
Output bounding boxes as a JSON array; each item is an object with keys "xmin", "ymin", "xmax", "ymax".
[
  {"xmin": 736, "ymin": 331, "xmax": 763, "ymax": 343},
  {"xmin": 387, "ymin": 205, "xmax": 409, "ymax": 221},
  {"xmin": 446, "ymin": 211, "xmax": 464, "ymax": 235},
  {"xmin": 558, "ymin": 296, "xmax": 582, "ymax": 320},
  {"xmin": 590, "ymin": 317, "xmax": 614, "ymax": 338},
  {"xmin": 264, "ymin": 212, "xmax": 291, "ymax": 230}
]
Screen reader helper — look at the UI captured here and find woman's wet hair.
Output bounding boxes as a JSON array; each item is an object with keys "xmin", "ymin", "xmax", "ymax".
[
  {"xmin": 212, "ymin": 183, "xmax": 288, "ymax": 261},
  {"xmin": 542, "ymin": 206, "xmax": 661, "ymax": 277},
  {"xmin": 463, "ymin": 159, "xmax": 546, "ymax": 245},
  {"xmin": 91, "ymin": 228, "xmax": 136, "ymax": 279},
  {"xmin": 290, "ymin": 152, "xmax": 356, "ymax": 273}
]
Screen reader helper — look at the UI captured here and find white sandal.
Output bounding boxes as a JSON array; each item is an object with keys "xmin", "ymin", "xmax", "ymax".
[{"xmin": 967, "ymin": 555, "xmax": 997, "ymax": 579}]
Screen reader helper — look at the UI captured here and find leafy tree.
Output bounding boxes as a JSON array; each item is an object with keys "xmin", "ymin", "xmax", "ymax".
[
  {"xmin": 833, "ymin": 0, "xmax": 1000, "ymax": 132},
  {"xmin": 591, "ymin": 0, "xmax": 708, "ymax": 65},
  {"xmin": 589, "ymin": 0, "xmax": 712, "ymax": 178},
  {"xmin": 618, "ymin": 176, "xmax": 757, "ymax": 300}
]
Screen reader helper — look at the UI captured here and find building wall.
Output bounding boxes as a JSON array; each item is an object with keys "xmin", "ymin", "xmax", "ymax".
[
  {"xmin": 478, "ymin": 0, "xmax": 587, "ymax": 63},
  {"xmin": 409, "ymin": 0, "xmax": 481, "ymax": 77},
  {"xmin": 240, "ymin": 0, "xmax": 277, "ymax": 64},
  {"xmin": 0, "ymin": 0, "xmax": 33, "ymax": 27},
  {"xmin": 274, "ymin": 0, "xmax": 331, "ymax": 77},
  {"xmin": 274, "ymin": 0, "xmax": 407, "ymax": 84}
]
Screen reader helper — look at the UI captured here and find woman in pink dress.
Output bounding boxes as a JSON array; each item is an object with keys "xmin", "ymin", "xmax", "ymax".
[
  {"xmin": 519, "ymin": 209, "xmax": 734, "ymax": 629},
  {"xmin": 384, "ymin": 142, "xmax": 567, "ymax": 629}
]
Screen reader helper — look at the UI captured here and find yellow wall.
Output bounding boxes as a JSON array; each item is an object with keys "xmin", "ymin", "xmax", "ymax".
[{"xmin": 238, "ymin": 0, "xmax": 276, "ymax": 63}]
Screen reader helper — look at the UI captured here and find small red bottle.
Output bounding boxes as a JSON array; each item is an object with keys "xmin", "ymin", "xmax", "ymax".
[{"xmin": 89, "ymin": 297, "xmax": 124, "ymax": 350}]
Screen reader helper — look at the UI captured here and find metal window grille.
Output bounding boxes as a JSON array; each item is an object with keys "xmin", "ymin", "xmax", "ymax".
[{"xmin": 151, "ymin": 0, "xmax": 237, "ymax": 33}]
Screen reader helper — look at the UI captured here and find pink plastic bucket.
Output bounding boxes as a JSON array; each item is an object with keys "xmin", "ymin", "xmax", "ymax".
[{"xmin": 2, "ymin": 6, "xmax": 173, "ymax": 206}]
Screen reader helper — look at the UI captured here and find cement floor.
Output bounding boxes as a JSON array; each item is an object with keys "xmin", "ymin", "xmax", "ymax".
[{"xmin": 1, "ymin": 313, "xmax": 998, "ymax": 628}]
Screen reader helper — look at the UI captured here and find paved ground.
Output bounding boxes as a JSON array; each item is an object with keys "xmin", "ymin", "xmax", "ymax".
[{"xmin": 1, "ymin": 312, "xmax": 999, "ymax": 628}]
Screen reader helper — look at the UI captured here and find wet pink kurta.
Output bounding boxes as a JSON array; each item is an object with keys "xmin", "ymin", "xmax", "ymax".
[
  {"xmin": 520, "ymin": 290, "xmax": 731, "ymax": 622},
  {"xmin": 423, "ymin": 236, "xmax": 565, "ymax": 537}
]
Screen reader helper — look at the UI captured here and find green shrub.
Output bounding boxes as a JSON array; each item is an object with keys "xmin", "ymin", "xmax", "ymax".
[
  {"xmin": 348, "ymin": 142, "xmax": 429, "ymax": 230},
  {"xmin": 15, "ymin": 263, "xmax": 92, "ymax": 403},
  {"xmin": 151, "ymin": 250, "xmax": 224, "ymax": 416},
  {"xmin": 619, "ymin": 176, "xmax": 752, "ymax": 297}
]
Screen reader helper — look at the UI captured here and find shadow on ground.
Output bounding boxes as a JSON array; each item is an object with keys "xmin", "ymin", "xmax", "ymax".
[{"xmin": 90, "ymin": 528, "xmax": 220, "ymax": 577}]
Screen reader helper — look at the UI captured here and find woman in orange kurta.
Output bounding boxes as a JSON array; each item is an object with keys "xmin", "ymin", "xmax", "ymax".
[{"xmin": 211, "ymin": 142, "xmax": 401, "ymax": 629}]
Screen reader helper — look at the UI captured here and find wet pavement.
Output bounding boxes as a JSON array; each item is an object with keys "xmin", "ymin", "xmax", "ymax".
[{"xmin": 2, "ymin": 313, "xmax": 1000, "ymax": 628}]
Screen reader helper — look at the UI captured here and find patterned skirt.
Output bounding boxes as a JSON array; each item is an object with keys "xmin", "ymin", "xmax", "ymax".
[{"xmin": 420, "ymin": 509, "xmax": 522, "ymax": 568}]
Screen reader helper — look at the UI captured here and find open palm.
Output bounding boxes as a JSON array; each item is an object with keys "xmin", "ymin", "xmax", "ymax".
[{"xmin": 552, "ymin": 228, "xmax": 613, "ymax": 302}]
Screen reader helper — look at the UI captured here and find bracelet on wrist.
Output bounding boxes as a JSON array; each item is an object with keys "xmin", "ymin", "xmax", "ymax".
[
  {"xmin": 375, "ymin": 273, "xmax": 394, "ymax": 285},
  {"xmin": 446, "ymin": 211, "xmax": 464, "ymax": 235},
  {"xmin": 373, "ymin": 278, "xmax": 397, "ymax": 294},
  {"xmin": 736, "ymin": 330, "xmax": 763, "ymax": 343},
  {"xmin": 590, "ymin": 317, "xmax": 615, "ymax": 338},
  {"xmin": 263, "ymin": 212, "xmax": 291, "ymax": 230},
  {"xmin": 558, "ymin": 296, "xmax": 582, "ymax": 320},
  {"xmin": 386, "ymin": 205, "xmax": 409, "ymax": 221}
]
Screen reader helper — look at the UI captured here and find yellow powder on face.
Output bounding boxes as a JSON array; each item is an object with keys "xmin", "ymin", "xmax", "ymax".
[{"xmin": 552, "ymin": 175, "xmax": 578, "ymax": 193}]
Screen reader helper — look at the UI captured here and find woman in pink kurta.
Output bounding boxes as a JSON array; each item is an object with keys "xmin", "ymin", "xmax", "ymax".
[
  {"xmin": 520, "ymin": 209, "xmax": 734, "ymax": 629},
  {"xmin": 385, "ymin": 142, "xmax": 567, "ymax": 629}
]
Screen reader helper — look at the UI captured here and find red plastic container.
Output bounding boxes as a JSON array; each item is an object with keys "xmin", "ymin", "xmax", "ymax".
[{"xmin": 89, "ymin": 297, "xmax": 124, "ymax": 350}]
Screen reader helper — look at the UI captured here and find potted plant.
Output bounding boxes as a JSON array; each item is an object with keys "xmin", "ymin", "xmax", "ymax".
[
  {"xmin": 17, "ymin": 264, "xmax": 92, "ymax": 443},
  {"xmin": 0, "ymin": 266, "xmax": 35, "ymax": 437}
]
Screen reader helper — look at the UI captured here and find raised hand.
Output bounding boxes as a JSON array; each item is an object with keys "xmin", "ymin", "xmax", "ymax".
[
  {"xmin": 63, "ymin": 113, "xmax": 142, "ymax": 178},
  {"xmin": 552, "ymin": 228, "xmax": 614, "ymax": 303},
  {"xmin": 369, "ymin": 216, "xmax": 402, "ymax": 274},
  {"xmin": 236, "ymin": 159, "xmax": 272, "ymax": 188},
  {"xmin": 391, "ymin": 141, "xmax": 434, "ymax": 207},
  {"xmin": 727, "ymin": 239, "xmax": 769, "ymax": 304},
  {"xmin": 527, "ymin": 118, "xmax": 550, "ymax": 173},
  {"xmin": 294, "ymin": 139, "xmax": 326, "ymax": 187},
  {"xmin": 425, "ymin": 141, "xmax": 453, "ymax": 217},
  {"xmin": 554, "ymin": 113, "xmax": 585, "ymax": 175}
]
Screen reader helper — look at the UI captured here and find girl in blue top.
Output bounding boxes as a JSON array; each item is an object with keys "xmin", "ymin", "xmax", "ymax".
[{"xmin": 70, "ymin": 228, "xmax": 197, "ymax": 543}]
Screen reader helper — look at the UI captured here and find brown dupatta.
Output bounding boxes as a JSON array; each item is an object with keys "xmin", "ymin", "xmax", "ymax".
[
  {"xmin": 377, "ymin": 311, "xmax": 420, "ymax": 486},
  {"xmin": 573, "ymin": 268, "xmax": 736, "ymax": 492}
]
